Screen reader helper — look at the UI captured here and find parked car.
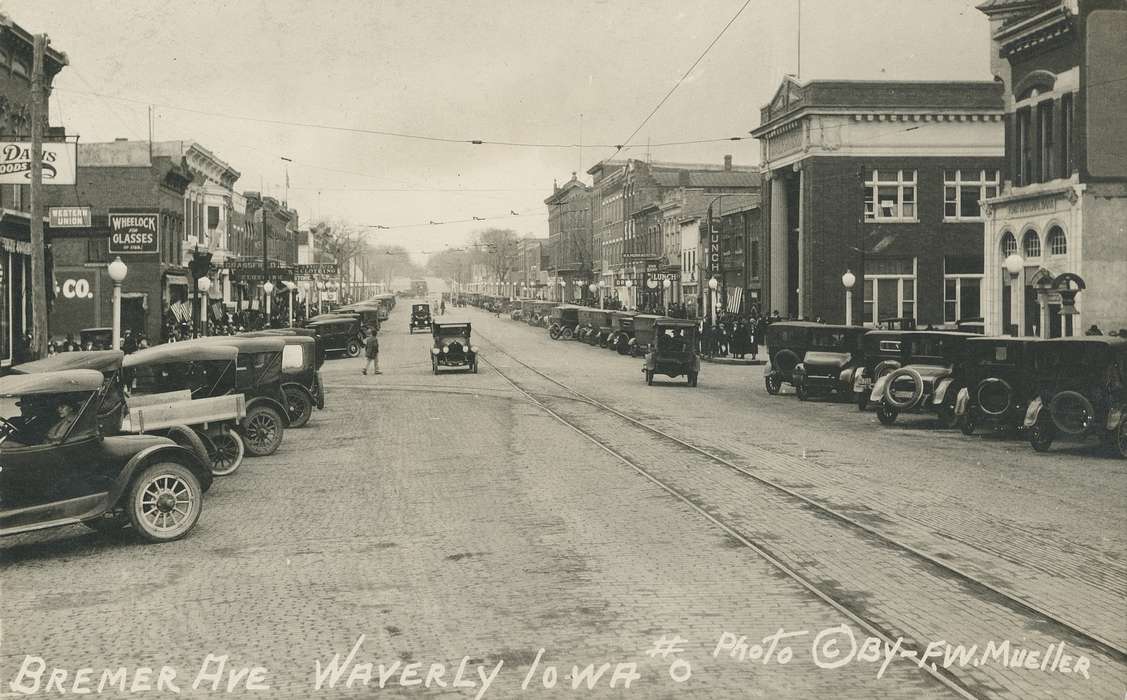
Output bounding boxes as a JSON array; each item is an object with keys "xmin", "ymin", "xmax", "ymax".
[
  {"xmin": 410, "ymin": 303, "xmax": 433, "ymax": 333},
  {"xmin": 0, "ymin": 369, "xmax": 211, "ymax": 542},
  {"xmin": 240, "ymin": 331, "xmax": 324, "ymax": 428},
  {"xmin": 872, "ymin": 331, "xmax": 977, "ymax": 426},
  {"xmin": 80, "ymin": 327, "xmax": 114, "ymax": 350},
  {"xmin": 643, "ymin": 319, "xmax": 700, "ymax": 386},
  {"xmin": 306, "ymin": 308, "xmax": 381, "ymax": 333},
  {"xmin": 791, "ymin": 325, "xmax": 870, "ymax": 401},
  {"xmin": 1024, "ymin": 337, "xmax": 1126, "ymax": 457},
  {"xmin": 853, "ymin": 330, "xmax": 911, "ymax": 410},
  {"xmin": 955, "ymin": 337, "xmax": 1040, "ymax": 436},
  {"xmin": 431, "ymin": 321, "xmax": 478, "ymax": 373},
  {"xmin": 763, "ymin": 321, "xmax": 817, "ymax": 395},
  {"xmin": 548, "ymin": 305, "xmax": 580, "ymax": 340},
  {"xmin": 306, "ymin": 316, "xmax": 365, "ymax": 357},
  {"xmin": 608, "ymin": 311, "xmax": 637, "ymax": 354},
  {"xmin": 629, "ymin": 314, "xmax": 664, "ymax": 357}
]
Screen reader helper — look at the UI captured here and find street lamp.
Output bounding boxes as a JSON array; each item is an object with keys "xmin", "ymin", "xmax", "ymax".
[
  {"xmin": 107, "ymin": 257, "xmax": 128, "ymax": 350},
  {"xmin": 197, "ymin": 276, "xmax": 212, "ymax": 337},
  {"xmin": 707, "ymin": 276, "xmax": 719, "ymax": 326},
  {"xmin": 1004, "ymin": 253, "xmax": 1024, "ymax": 336},
  {"xmin": 841, "ymin": 269, "xmax": 856, "ymax": 326},
  {"xmin": 263, "ymin": 281, "xmax": 274, "ymax": 329}
]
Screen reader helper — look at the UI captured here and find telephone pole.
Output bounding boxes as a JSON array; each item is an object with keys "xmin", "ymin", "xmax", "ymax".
[{"xmin": 29, "ymin": 35, "xmax": 48, "ymax": 358}]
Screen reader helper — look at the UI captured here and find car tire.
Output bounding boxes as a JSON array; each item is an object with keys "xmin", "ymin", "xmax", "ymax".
[
  {"xmin": 688, "ymin": 372, "xmax": 698, "ymax": 387},
  {"xmin": 165, "ymin": 426, "xmax": 211, "ymax": 479},
  {"xmin": 960, "ymin": 412, "xmax": 977, "ymax": 436},
  {"xmin": 432, "ymin": 359, "xmax": 439, "ymax": 375},
  {"xmin": 883, "ymin": 367, "xmax": 924, "ymax": 409},
  {"xmin": 283, "ymin": 385, "xmax": 313, "ymax": 428},
  {"xmin": 773, "ymin": 349, "xmax": 800, "ymax": 375},
  {"xmin": 346, "ymin": 340, "xmax": 361, "ymax": 358},
  {"xmin": 472, "ymin": 360, "xmax": 479, "ymax": 374},
  {"xmin": 126, "ymin": 461, "xmax": 203, "ymax": 543},
  {"xmin": 208, "ymin": 430, "xmax": 245, "ymax": 477},
  {"xmin": 1116, "ymin": 419, "xmax": 1127, "ymax": 459},
  {"xmin": 877, "ymin": 402, "xmax": 898, "ymax": 425},
  {"xmin": 1048, "ymin": 390, "xmax": 1095, "ymax": 435},
  {"xmin": 937, "ymin": 398, "xmax": 959, "ymax": 429},
  {"xmin": 1029, "ymin": 418, "xmax": 1055, "ymax": 452},
  {"xmin": 765, "ymin": 375, "xmax": 781, "ymax": 395},
  {"xmin": 241, "ymin": 405, "xmax": 284, "ymax": 457},
  {"xmin": 549, "ymin": 324, "xmax": 562, "ymax": 340},
  {"xmin": 561, "ymin": 327, "xmax": 574, "ymax": 340}
]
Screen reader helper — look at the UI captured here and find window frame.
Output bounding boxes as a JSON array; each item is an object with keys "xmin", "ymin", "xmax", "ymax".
[
  {"xmin": 864, "ymin": 169, "xmax": 918, "ymax": 223},
  {"xmin": 862, "ymin": 258, "xmax": 918, "ymax": 327},
  {"xmin": 1021, "ymin": 229, "xmax": 1042, "ymax": 259},
  {"xmin": 944, "ymin": 274, "xmax": 984, "ymax": 324},
  {"xmin": 943, "ymin": 169, "xmax": 1001, "ymax": 222},
  {"xmin": 1046, "ymin": 226, "xmax": 1067, "ymax": 256}
]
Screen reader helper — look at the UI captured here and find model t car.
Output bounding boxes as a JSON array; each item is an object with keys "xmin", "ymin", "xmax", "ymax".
[
  {"xmin": 0, "ymin": 369, "xmax": 211, "ymax": 542},
  {"xmin": 409, "ymin": 303, "xmax": 433, "ymax": 333},
  {"xmin": 1023, "ymin": 337, "xmax": 1126, "ymax": 457},
  {"xmin": 763, "ymin": 321, "xmax": 817, "ymax": 395},
  {"xmin": 871, "ymin": 331, "xmax": 976, "ymax": 427},
  {"xmin": 791, "ymin": 325, "xmax": 869, "ymax": 401},
  {"xmin": 608, "ymin": 311, "xmax": 637, "ymax": 354},
  {"xmin": 643, "ymin": 318, "xmax": 700, "ymax": 386},
  {"xmin": 548, "ymin": 305, "xmax": 580, "ymax": 340},
  {"xmin": 628, "ymin": 314, "xmax": 663, "ymax": 356},
  {"xmin": 305, "ymin": 315, "xmax": 366, "ymax": 357},
  {"xmin": 853, "ymin": 330, "xmax": 910, "ymax": 410},
  {"xmin": 239, "ymin": 331, "xmax": 324, "ymax": 428},
  {"xmin": 954, "ymin": 337, "xmax": 1040, "ymax": 436},
  {"xmin": 431, "ymin": 321, "xmax": 478, "ymax": 374}
]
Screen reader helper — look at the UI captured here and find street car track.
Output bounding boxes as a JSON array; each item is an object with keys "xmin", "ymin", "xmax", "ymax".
[{"xmin": 471, "ymin": 330, "xmax": 1127, "ymax": 686}]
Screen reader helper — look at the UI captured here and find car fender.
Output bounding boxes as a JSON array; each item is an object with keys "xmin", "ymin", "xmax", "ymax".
[
  {"xmin": 110, "ymin": 443, "xmax": 211, "ymax": 507},
  {"xmin": 838, "ymin": 367, "xmax": 856, "ymax": 388},
  {"xmin": 1023, "ymin": 396, "xmax": 1043, "ymax": 427},
  {"xmin": 763, "ymin": 358, "xmax": 774, "ymax": 377},
  {"xmin": 933, "ymin": 378, "xmax": 956, "ymax": 405},
  {"xmin": 870, "ymin": 372, "xmax": 891, "ymax": 402},
  {"xmin": 281, "ymin": 381, "xmax": 316, "ymax": 411},
  {"xmin": 244, "ymin": 395, "xmax": 292, "ymax": 428},
  {"xmin": 1106, "ymin": 406, "xmax": 1124, "ymax": 432},
  {"xmin": 954, "ymin": 387, "xmax": 970, "ymax": 416}
]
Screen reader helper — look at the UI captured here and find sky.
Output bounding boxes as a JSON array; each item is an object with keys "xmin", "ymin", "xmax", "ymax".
[{"xmin": 8, "ymin": 0, "xmax": 992, "ymax": 264}]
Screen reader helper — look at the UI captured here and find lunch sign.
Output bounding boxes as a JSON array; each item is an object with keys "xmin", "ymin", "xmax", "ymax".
[{"xmin": 108, "ymin": 210, "xmax": 160, "ymax": 254}]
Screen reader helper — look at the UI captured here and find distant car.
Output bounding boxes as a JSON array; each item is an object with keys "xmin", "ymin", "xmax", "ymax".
[
  {"xmin": 0, "ymin": 369, "xmax": 212, "ymax": 542},
  {"xmin": 643, "ymin": 318, "xmax": 699, "ymax": 386},
  {"xmin": 763, "ymin": 322, "xmax": 817, "ymax": 395},
  {"xmin": 410, "ymin": 303, "xmax": 432, "ymax": 333},
  {"xmin": 431, "ymin": 321, "xmax": 478, "ymax": 374}
]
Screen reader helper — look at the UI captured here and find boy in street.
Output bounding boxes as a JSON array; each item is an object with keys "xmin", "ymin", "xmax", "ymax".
[{"xmin": 362, "ymin": 326, "xmax": 381, "ymax": 375}]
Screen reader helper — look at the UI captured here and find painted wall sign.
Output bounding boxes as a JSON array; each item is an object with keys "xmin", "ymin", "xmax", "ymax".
[
  {"xmin": 0, "ymin": 141, "xmax": 78, "ymax": 185},
  {"xmin": 48, "ymin": 206, "xmax": 93, "ymax": 228},
  {"xmin": 108, "ymin": 211, "xmax": 160, "ymax": 254}
]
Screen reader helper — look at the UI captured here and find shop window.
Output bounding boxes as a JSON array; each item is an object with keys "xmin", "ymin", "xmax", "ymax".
[
  {"xmin": 864, "ymin": 170, "xmax": 917, "ymax": 222},
  {"xmin": 863, "ymin": 258, "xmax": 917, "ymax": 326},
  {"xmin": 943, "ymin": 170, "xmax": 1000, "ymax": 221},
  {"xmin": 1047, "ymin": 226, "xmax": 1067, "ymax": 256},
  {"xmin": 1022, "ymin": 230, "xmax": 1041, "ymax": 258},
  {"xmin": 944, "ymin": 276, "xmax": 982, "ymax": 323}
]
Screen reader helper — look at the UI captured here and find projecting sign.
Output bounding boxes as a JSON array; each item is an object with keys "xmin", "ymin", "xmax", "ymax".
[
  {"xmin": 108, "ymin": 211, "xmax": 160, "ymax": 254},
  {"xmin": 293, "ymin": 263, "xmax": 339, "ymax": 276},
  {"xmin": 0, "ymin": 141, "xmax": 78, "ymax": 185},
  {"xmin": 48, "ymin": 206, "xmax": 93, "ymax": 228}
]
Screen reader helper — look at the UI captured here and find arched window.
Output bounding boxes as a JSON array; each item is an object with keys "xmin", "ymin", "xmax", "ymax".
[
  {"xmin": 1000, "ymin": 231, "xmax": 1017, "ymax": 257},
  {"xmin": 1047, "ymin": 226, "xmax": 1067, "ymax": 255},
  {"xmin": 1022, "ymin": 230, "xmax": 1041, "ymax": 258}
]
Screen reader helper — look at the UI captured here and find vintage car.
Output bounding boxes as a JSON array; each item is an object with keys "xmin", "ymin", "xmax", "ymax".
[
  {"xmin": 577, "ymin": 307, "xmax": 610, "ymax": 346},
  {"xmin": 791, "ymin": 325, "xmax": 870, "ymax": 401},
  {"xmin": 306, "ymin": 307, "xmax": 381, "ymax": 333},
  {"xmin": 80, "ymin": 327, "xmax": 114, "ymax": 350},
  {"xmin": 306, "ymin": 316, "xmax": 365, "ymax": 357},
  {"xmin": 628, "ymin": 314, "xmax": 664, "ymax": 357},
  {"xmin": 409, "ymin": 303, "xmax": 433, "ymax": 333},
  {"xmin": 595, "ymin": 310, "xmax": 615, "ymax": 348},
  {"xmin": 955, "ymin": 337, "xmax": 1040, "ymax": 436},
  {"xmin": 127, "ymin": 337, "xmax": 291, "ymax": 458},
  {"xmin": 643, "ymin": 319, "xmax": 700, "ymax": 386},
  {"xmin": 240, "ymin": 331, "xmax": 324, "ymax": 428},
  {"xmin": 608, "ymin": 311, "xmax": 637, "ymax": 354},
  {"xmin": 548, "ymin": 305, "xmax": 580, "ymax": 340},
  {"xmin": 529, "ymin": 301, "xmax": 555, "ymax": 327},
  {"xmin": 431, "ymin": 321, "xmax": 478, "ymax": 373},
  {"xmin": 0, "ymin": 369, "xmax": 211, "ymax": 542},
  {"xmin": 1023, "ymin": 337, "xmax": 1126, "ymax": 457},
  {"xmin": 853, "ymin": 330, "xmax": 910, "ymax": 410},
  {"xmin": 871, "ymin": 331, "xmax": 977, "ymax": 426},
  {"xmin": 763, "ymin": 321, "xmax": 818, "ymax": 395}
]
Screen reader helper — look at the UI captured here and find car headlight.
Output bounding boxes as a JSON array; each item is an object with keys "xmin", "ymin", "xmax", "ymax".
[
  {"xmin": 442, "ymin": 346, "xmax": 449, "ymax": 354},
  {"xmin": 431, "ymin": 347, "xmax": 440, "ymax": 355},
  {"xmin": 470, "ymin": 346, "xmax": 478, "ymax": 353}
]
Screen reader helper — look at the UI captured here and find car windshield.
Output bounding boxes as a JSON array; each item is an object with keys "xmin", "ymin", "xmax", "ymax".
[
  {"xmin": 657, "ymin": 327, "xmax": 693, "ymax": 350},
  {"xmin": 808, "ymin": 331, "xmax": 851, "ymax": 351},
  {"xmin": 129, "ymin": 360, "xmax": 234, "ymax": 397},
  {"xmin": 436, "ymin": 327, "xmax": 470, "ymax": 340},
  {"xmin": 0, "ymin": 392, "xmax": 89, "ymax": 447}
]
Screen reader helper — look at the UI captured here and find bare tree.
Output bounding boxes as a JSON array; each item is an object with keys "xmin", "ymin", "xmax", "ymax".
[
  {"xmin": 312, "ymin": 220, "xmax": 365, "ymax": 300},
  {"xmin": 473, "ymin": 228, "xmax": 520, "ymax": 286}
]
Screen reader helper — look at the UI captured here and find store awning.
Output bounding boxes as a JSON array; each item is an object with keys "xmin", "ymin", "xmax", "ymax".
[{"xmin": 165, "ymin": 274, "xmax": 190, "ymax": 287}]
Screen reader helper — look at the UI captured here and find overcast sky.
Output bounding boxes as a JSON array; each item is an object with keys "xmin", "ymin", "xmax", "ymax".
[{"xmin": 9, "ymin": 0, "xmax": 991, "ymax": 263}]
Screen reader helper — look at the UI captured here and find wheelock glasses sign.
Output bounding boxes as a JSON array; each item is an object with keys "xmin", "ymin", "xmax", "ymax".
[
  {"xmin": 107, "ymin": 210, "xmax": 160, "ymax": 254},
  {"xmin": 0, "ymin": 142, "xmax": 78, "ymax": 185}
]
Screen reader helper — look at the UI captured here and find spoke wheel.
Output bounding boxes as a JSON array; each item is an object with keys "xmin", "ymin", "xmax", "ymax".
[
  {"xmin": 877, "ymin": 402, "xmax": 898, "ymax": 426},
  {"xmin": 346, "ymin": 340, "xmax": 361, "ymax": 357},
  {"xmin": 284, "ymin": 386, "xmax": 313, "ymax": 428},
  {"xmin": 242, "ymin": 406, "xmax": 284, "ymax": 457},
  {"xmin": 208, "ymin": 430, "xmax": 245, "ymax": 476},
  {"xmin": 765, "ymin": 375, "xmax": 781, "ymax": 395},
  {"xmin": 128, "ymin": 462, "xmax": 202, "ymax": 542}
]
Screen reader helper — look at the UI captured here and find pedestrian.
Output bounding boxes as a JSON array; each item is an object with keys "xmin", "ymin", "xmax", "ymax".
[
  {"xmin": 748, "ymin": 318, "xmax": 760, "ymax": 360},
  {"xmin": 361, "ymin": 326, "xmax": 381, "ymax": 375},
  {"xmin": 1085, "ymin": 324, "xmax": 1103, "ymax": 336},
  {"xmin": 440, "ymin": 299, "xmax": 446, "ymax": 315}
]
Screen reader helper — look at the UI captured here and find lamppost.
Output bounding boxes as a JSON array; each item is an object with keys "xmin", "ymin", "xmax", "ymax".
[
  {"xmin": 107, "ymin": 257, "xmax": 128, "ymax": 350},
  {"xmin": 197, "ymin": 276, "xmax": 212, "ymax": 337},
  {"xmin": 841, "ymin": 269, "xmax": 856, "ymax": 326},
  {"xmin": 1003, "ymin": 253, "xmax": 1024, "ymax": 336},
  {"xmin": 288, "ymin": 285, "xmax": 295, "ymax": 329},
  {"xmin": 597, "ymin": 279, "xmax": 606, "ymax": 309},
  {"xmin": 708, "ymin": 276, "xmax": 719, "ymax": 326},
  {"xmin": 263, "ymin": 281, "xmax": 274, "ymax": 329},
  {"xmin": 624, "ymin": 278, "xmax": 633, "ymax": 310},
  {"xmin": 558, "ymin": 277, "xmax": 566, "ymax": 302},
  {"xmin": 663, "ymin": 278, "xmax": 672, "ymax": 315}
]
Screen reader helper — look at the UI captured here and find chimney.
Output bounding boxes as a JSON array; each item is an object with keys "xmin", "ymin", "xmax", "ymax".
[
  {"xmin": 723, "ymin": 155, "xmax": 733, "ymax": 171},
  {"xmin": 678, "ymin": 170, "xmax": 691, "ymax": 187}
]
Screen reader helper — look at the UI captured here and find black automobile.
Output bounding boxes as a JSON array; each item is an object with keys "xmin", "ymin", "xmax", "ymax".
[
  {"xmin": 872, "ymin": 331, "xmax": 977, "ymax": 427},
  {"xmin": 548, "ymin": 305, "xmax": 580, "ymax": 340},
  {"xmin": 955, "ymin": 337, "xmax": 1040, "ymax": 436},
  {"xmin": 0, "ymin": 369, "xmax": 211, "ymax": 542},
  {"xmin": 241, "ymin": 331, "xmax": 325, "ymax": 428},
  {"xmin": 410, "ymin": 303, "xmax": 433, "ymax": 333},
  {"xmin": 608, "ymin": 311, "xmax": 637, "ymax": 354},
  {"xmin": 763, "ymin": 321, "xmax": 818, "ymax": 395},
  {"xmin": 643, "ymin": 319, "xmax": 700, "ymax": 386},
  {"xmin": 854, "ymin": 330, "xmax": 911, "ymax": 410},
  {"xmin": 306, "ymin": 316, "xmax": 365, "ymax": 357},
  {"xmin": 431, "ymin": 321, "xmax": 478, "ymax": 373},
  {"xmin": 306, "ymin": 308, "xmax": 381, "ymax": 333},
  {"xmin": 791, "ymin": 325, "xmax": 870, "ymax": 401},
  {"xmin": 1024, "ymin": 337, "xmax": 1126, "ymax": 457}
]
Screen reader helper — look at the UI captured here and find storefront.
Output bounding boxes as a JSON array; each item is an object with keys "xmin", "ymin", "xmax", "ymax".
[{"xmin": 0, "ymin": 236, "xmax": 31, "ymax": 367}]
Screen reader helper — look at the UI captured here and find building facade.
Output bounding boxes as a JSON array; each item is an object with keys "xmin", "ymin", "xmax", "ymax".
[
  {"xmin": 978, "ymin": 0, "xmax": 1127, "ymax": 337},
  {"xmin": 751, "ymin": 78, "xmax": 1005, "ymax": 326},
  {"xmin": 544, "ymin": 173, "xmax": 593, "ymax": 302}
]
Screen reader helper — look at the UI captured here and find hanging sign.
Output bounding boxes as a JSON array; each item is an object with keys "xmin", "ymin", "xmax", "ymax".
[
  {"xmin": 108, "ymin": 210, "xmax": 160, "ymax": 254},
  {"xmin": 0, "ymin": 141, "xmax": 78, "ymax": 185}
]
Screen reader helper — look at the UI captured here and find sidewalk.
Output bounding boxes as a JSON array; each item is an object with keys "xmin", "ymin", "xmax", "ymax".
[{"xmin": 700, "ymin": 355, "xmax": 765, "ymax": 366}]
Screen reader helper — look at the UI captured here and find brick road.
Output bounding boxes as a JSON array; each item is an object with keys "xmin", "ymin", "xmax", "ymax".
[{"xmin": 0, "ymin": 304, "xmax": 1121, "ymax": 699}]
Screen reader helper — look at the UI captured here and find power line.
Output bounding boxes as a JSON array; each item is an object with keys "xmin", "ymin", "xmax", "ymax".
[{"xmin": 359, "ymin": 208, "xmax": 546, "ymax": 231}]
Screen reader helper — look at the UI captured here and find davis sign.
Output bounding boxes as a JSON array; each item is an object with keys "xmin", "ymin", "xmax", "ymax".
[{"xmin": 108, "ymin": 211, "xmax": 160, "ymax": 254}]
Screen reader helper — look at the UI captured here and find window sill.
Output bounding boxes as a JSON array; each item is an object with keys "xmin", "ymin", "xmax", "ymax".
[
  {"xmin": 942, "ymin": 217, "xmax": 985, "ymax": 223},
  {"xmin": 864, "ymin": 218, "xmax": 920, "ymax": 224}
]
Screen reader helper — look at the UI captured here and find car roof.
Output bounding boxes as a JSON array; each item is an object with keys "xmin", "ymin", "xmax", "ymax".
[
  {"xmin": 13, "ymin": 350, "xmax": 124, "ymax": 374},
  {"xmin": 1038, "ymin": 336, "xmax": 1127, "ymax": 349},
  {"xmin": 307, "ymin": 316, "xmax": 358, "ymax": 326},
  {"xmin": 123, "ymin": 343, "xmax": 239, "ymax": 367},
  {"xmin": 240, "ymin": 327, "xmax": 317, "ymax": 338},
  {"xmin": 965, "ymin": 336, "xmax": 1040, "ymax": 345},
  {"xmin": 433, "ymin": 320, "xmax": 470, "ymax": 327},
  {"xmin": 175, "ymin": 336, "xmax": 287, "ymax": 353},
  {"xmin": 0, "ymin": 369, "xmax": 104, "ymax": 396},
  {"xmin": 656, "ymin": 318, "xmax": 697, "ymax": 328}
]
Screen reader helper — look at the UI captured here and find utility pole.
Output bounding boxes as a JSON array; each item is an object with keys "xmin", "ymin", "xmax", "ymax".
[
  {"xmin": 261, "ymin": 201, "xmax": 270, "ymax": 327},
  {"xmin": 28, "ymin": 35, "xmax": 48, "ymax": 359}
]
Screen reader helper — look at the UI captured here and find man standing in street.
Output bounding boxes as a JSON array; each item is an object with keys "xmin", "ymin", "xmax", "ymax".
[{"xmin": 362, "ymin": 326, "xmax": 381, "ymax": 375}]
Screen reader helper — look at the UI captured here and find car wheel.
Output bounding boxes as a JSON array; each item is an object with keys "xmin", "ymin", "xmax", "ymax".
[
  {"xmin": 877, "ymin": 402, "xmax": 898, "ymax": 425},
  {"xmin": 765, "ymin": 375, "xmax": 781, "ymax": 395},
  {"xmin": 561, "ymin": 327, "xmax": 574, "ymax": 340},
  {"xmin": 796, "ymin": 383, "xmax": 809, "ymax": 401},
  {"xmin": 1028, "ymin": 418, "xmax": 1055, "ymax": 452},
  {"xmin": 284, "ymin": 385, "xmax": 313, "ymax": 428},
  {"xmin": 208, "ymin": 430, "xmax": 245, "ymax": 477},
  {"xmin": 127, "ymin": 461, "xmax": 203, "ymax": 543},
  {"xmin": 960, "ymin": 412, "xmax": 977, "ymax": 436},
  {"xmin": 83, "ymin": 514, "xmax": 128, "ymax": 534},
  {"xmin": 165, "ymin": 426, "xmax": 211, "ymax": 477},
  {"xmin": 346, "ymin": 340, "xmax": 361, "ymax": 357},
  {"xmin": 856, "ymin": 391, "xmax": 868, "ymax": 411},
  {"xmin": 688, "ymin": 372, "xmax": 698, "ymax": 387},
  {"xmin": 645, "ymin": 369, "xmax": 654, "ymax": 386},
  {"xmin": 242, "ymin": 405, "xmax": 284, "ymax": 457},
  {"xmin": 549, "ymin": 324, "xmax": 562, "ymax": 340},
  {"xmin": 472, "ymin": 361, "xmax": 479, "ymax": 374},
  {"xmin": 937, "ymin": 400, "xmax": 958, "ymax": 429}
]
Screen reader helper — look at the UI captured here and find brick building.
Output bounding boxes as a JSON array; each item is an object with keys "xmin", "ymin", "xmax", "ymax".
[
  {"xmin": 751, "ymin": 78, "xmax": 1005, "ymax": 326},
  {"xmin": 700, "ymin": 194, "xmax": 762, "ymax": 319},
  {"xmin": 544, "ymin": 173, "xmax": 593, "ymax": 302},
  {"xmin": 977, "ymin": 0, "xmax": 1127, "ymax": 337}
]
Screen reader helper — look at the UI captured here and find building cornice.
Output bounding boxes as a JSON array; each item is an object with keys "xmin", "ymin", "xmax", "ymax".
[{"xmin": 753, "ymin": 107, "xmax": 1004, "ymax": 139}]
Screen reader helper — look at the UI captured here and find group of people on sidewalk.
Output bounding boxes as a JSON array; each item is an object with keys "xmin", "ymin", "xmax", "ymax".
[{"xmin": 698, "ymin": 311, "xmax": 783, "ymax": 360}]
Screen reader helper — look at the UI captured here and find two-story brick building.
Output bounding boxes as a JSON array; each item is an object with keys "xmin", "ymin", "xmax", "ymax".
[
  {"xmin": 977, "ymin": 0, "xmax": 1126, "ymax": 337},
  {"xmin": 751, "ymin": 78, "xmax": 1006, "ymax": 326},
  {"xmin": 544, "ymin": 173, "xmax": 593, "ymax": 302}
]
